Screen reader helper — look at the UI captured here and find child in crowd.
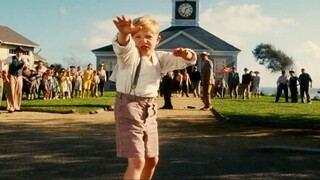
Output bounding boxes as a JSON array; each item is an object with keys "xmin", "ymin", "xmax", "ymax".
[
  {"xmin": 91, "ymin": 70, "xmax": 100, "ymax": 97},
  {"xmin": 52, "ymin": 71, "xmax": 60, "ymax": 100},
  {"xmin": 66, "ymin": 70, "xmax": 73, "ymax": 98},
  {"xmin": 112, "ymin": 15, "xmax": 197, "ymax": 179},
  {"xmin": 42, "ymin": 72, "xmax": 50, "ymax": 100},
  {"xmin": 59, "ymin": 69, "xmax": 68, "ymax": 99},
  {"xmin": 22, "ymin": 67, "xmax": 32, "ymax": 100},
  {"xmin": 82, "ymin": 63, "xmax": 93, "ymax": 98},
  {"xmin": 47, "ymin": 69, "xmax": 54, "ymax": 100},
  {"xmin": 74, "ymin": 66, "xmax": 83, "ymax": 98},
  {"xmin": 28, "ymin": 69, "xmax": 39, "ymax": 100}
]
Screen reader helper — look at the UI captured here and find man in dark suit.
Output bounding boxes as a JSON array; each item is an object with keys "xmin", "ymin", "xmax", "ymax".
[
  {"xmin": 228, "ymin": 66, "xmax": 240, "ymax": 99},
  {"xmin": 160, "ymin": 71, "xmax": 174, "ymax": 109},
  {"xmin": 299, "ymin": 68, "xmax": 313, "ymax": 104}
]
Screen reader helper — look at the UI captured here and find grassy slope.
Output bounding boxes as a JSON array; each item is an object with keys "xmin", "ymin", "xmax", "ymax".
[{"xmin": 212, "ymin": 96, "xmax": 320, "ymax": 129}]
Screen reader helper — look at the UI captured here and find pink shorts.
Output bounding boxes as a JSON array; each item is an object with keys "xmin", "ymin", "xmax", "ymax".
[{"xmin": 115, "ymin": 92, "xmax": 159, "ymax": 158}]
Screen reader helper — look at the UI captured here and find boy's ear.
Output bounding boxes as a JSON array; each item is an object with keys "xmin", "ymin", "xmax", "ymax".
[{"xmin": 156, "ymin": 35, "xmax": 161, "ymax": 44}]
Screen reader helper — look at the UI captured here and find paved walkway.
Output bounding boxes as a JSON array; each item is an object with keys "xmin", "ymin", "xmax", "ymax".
[
  {"xmin": 0, "ymin": 96, "xmax": 319, "ymax": 179},
  {"xmin": 0, "ymin": 96, "xmax": 212, "ymax": 121}
]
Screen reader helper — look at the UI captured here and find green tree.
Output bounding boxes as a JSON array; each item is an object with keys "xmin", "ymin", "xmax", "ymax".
[{"xmin": 252, "ymin": 43, "xmax": 294, "ymax": 72}]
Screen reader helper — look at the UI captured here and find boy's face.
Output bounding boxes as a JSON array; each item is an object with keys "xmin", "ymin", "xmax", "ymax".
[{"xmin": 133, "ymin": 30, "xmax": 160, "ymax": 56}]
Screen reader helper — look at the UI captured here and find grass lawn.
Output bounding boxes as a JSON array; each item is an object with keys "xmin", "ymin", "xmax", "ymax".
[
  {"xmin": 14, "ymin": 91, "xmax": 116, "ymax": 113},
  {"xmin": 212, "ymin": 95, "xmax": 320, "ymax": 129},
  {"xmin": 3, "ymin": 91, "xmax": 320, "ymax": 128}
]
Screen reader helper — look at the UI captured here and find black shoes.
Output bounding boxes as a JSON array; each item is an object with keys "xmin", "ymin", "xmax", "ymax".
[{"xmin": 159, "ymin": 106, "xmax": 173, "ymax": 109}]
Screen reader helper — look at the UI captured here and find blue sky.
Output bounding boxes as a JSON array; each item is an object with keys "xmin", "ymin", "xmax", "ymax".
[{"xmin": 1, "ymin": 0, "xmax": 319, "ymax": 87}]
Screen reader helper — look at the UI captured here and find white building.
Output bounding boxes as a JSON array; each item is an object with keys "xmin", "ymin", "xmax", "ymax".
[
  {"xmin": 92, "ymin": 0, "xmax": 240, "ymax": 90},
  {"xmin": 0, "ymin": 25, "xmax": 47, "ymax": 68}
]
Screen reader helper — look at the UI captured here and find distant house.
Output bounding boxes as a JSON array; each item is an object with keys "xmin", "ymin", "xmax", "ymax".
[
  {"xmin": 92, "ymin": 0, "xmax": 240, "ymax": 90},
  {"xmin": 0, "ymin": 25, "xmax": 47, "ymax": 68}
]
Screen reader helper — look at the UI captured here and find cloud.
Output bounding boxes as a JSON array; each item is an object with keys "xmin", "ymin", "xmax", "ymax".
[
  {"xmin": 199, "ymin": 4, "xmax": 295, "ymax": 46},
  {"xmin": 295, "ymin": 41, "xmax": 320, "ymax": 70},
  {"xmin": 298, "ymin": 41, "xmax": 320, "ymax": 58},
  {"xmin": 85, "ymin": 19, "xmax": 116, "ymax": 48},
  {"xmin": 84, "ymin": 14, "xmax": 171, "ymax": 49},
  {"xmin": 281, "ymin": 18, "xmax": 296, "ymax": 25},
  {"xmin": 59, "ymin": 7, "xmax": 67, "ymax": 16}
]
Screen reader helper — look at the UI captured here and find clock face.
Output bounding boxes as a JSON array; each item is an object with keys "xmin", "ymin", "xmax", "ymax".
[{"xmin": 178, "ymin": 3, "xmax": 193, "ymax": 17}]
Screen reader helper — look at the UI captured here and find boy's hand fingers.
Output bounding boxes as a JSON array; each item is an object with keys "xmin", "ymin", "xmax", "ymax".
[{"xmin": 131, "ymin": 26, "xmax": 142, "ymax": 34}]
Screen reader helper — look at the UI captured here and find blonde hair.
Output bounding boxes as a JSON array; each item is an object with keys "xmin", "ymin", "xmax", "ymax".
[{"xmin": 133, "ymin": 15, "xmax": 160, "ymax": 35}]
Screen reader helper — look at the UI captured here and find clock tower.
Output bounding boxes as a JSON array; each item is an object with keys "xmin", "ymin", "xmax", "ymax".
[{"xmin": 172, "ymin": 0, "xmax": 199, "ymax": 26}]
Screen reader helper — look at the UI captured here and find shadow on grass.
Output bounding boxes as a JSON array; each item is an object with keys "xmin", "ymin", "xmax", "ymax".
[
  {"xmin": 20, "ymin": 104, "xmax": 110, "ymax": 113},
  {"xmin": 156, "ymin": 114, "xmax": 320, "ymax": 179}
]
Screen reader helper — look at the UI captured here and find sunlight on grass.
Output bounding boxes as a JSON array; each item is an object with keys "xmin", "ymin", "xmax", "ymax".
[
  {"xmin": 212, "ymin": 96, "xmax": 320, "ymax": 128},
  {"xmin": 4, "ymin": 91, "xmax": 320, "ymax": 128},
  {"xmin": 18, "ymin": 91, "xmax": 116, "ymax": 113}
]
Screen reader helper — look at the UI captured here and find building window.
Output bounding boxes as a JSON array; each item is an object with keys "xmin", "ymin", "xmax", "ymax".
[{"xmin": 9, "ymin": 49, "xmax": 29, "ymax": 55}]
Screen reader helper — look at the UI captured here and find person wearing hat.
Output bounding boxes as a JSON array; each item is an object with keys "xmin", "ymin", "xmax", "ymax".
[
  {"xmin": 35, "ymin": 59, "xmax": 47, "ymax": 74},
  {"xmin": 69, "ymin": 65, "xmax": 77, "ymax": 97},
  {"xmin": 0, "ymin": 57, "xmax": 5, "ymax": 110},
  {"xmin": 252, "ymin": 71, "xmax": 261, "ymax": 97},
  {"xmin": 200, "ymin": 51, "xmax": 215, "ymax": 110},
  {"xmin": 98, "ymin": 63, "xmax": 107, "ymax": 97},
  {"xmin": 0, "ymin": 46, "xmax": 29, "ymax": 113},
  {"xmin": 288, "ymin": 70, "xmax": 298, "ymax": 103},
  {"xmin": 298, "ymin": 68, "xmax": 313, "ymax": 104},
  {"xmin": 275, "ymin": 70, "xmax": 289, "ymax": 103},
  {"xmin": 239, "ymin": 67, "xmax": 252, "ymax": 100},
  {"xmin": 227, "ymin": 66, "xmax": 240, "ymax": 99},
  {"xmin": 190, "ymin": 65, "xmax": 201, "ymax": 98},
  {"xmin": 35, "ymin": 59, "xmax": 47, "ymax": 99}
]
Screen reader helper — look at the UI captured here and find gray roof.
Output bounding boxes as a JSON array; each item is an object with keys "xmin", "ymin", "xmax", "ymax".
[
  {"xmin": 92, "ymin": 44, "xmax": 113, "ymax": 52},
  {"xmin": 159, "ymin": 26, "xmax": 240, "ymax": 51},
  {"xmin": 34, "ymin": 53, "xmax": 48, "ymax": 63},
  {"xmin": 92, "ymin": 26, "xmax": 240, "ymax": 52},
  {"xmin": 0, "ymin": 25, "xmax": 39, "ymax": 47}
]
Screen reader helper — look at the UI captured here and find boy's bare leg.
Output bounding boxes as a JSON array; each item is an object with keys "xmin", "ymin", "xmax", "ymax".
[
  {"xmin": 124, "ymin": 158, "xmax": 145, "ymax": 180},
  {"xmin": 140, "ymin": 156, "xmax": 159, "ymax": 180},
  {"xmin": 123, "ymin": 157, "xmax": 158, "ymax": 180}
]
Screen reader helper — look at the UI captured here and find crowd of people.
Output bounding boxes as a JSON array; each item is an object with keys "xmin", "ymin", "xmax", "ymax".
[
  {"xmin": 0, "ymin": 46, "xmax": 108, "ymax": 113},
  {"xmin": 159, "ymin": 64, "xmax": 262, "ymax": 108},
  {"xmin": 21, "ymin": 62, "xmax": 107, "ymax": 101},
  {"xmin": 227, "ymin": 66, "xmax": 261, "ymax": 100},
  {"xmin": 276, "ymin": 68, "xmax": 313, "ymax": 103},
  {"xmin": 159, "ymin": 63, "xmax": 314, "ymax": 110}
]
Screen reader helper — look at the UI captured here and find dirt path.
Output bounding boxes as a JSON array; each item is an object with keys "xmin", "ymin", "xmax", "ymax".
[{"xmin": 0, "ymin": 97, "xmax": 319, "ymax": 179}]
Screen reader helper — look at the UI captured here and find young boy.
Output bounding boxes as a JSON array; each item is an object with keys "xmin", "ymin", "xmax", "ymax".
[
  {"xmin": 91, "ymin": 70, "xmax": 100, "ymax": 97},
  {"xmin": 112, "ymin": 15, "xmax": 197, "ymax": 179}
]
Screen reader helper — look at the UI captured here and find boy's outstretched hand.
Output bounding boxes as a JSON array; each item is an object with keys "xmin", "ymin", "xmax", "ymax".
[
  {"xmin": 113, "ymin": 15, "xmax": 142, "ymax": 35},
  {"xmin": 173, "ymin": 48, "xmax": 194, "ymax": 61},
  {"xmin": 113, "ymin": 15, "xmax": 142, "ymax": 45}
]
